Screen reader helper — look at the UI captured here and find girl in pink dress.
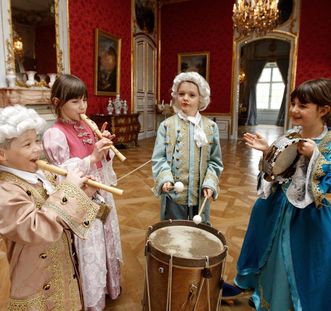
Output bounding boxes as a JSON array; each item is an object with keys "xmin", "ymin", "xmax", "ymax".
[{"xmin": 43, "ymin": 74, "xmax": 122, "ymax": 310}]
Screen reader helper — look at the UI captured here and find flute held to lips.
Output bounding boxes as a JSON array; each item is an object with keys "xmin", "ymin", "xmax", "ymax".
[
  {"xmin": 36, "ymin": 160, "xmax": 124, "ymax": 196},
  {"xmin": 80, "ymin": 114, "xmax": 127, "ymax": 162}
]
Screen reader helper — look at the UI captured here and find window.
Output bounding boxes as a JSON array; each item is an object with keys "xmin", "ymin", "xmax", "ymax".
[{"xmin": 256, "ymin": 62, "xmax": 285, "ymax": 110}]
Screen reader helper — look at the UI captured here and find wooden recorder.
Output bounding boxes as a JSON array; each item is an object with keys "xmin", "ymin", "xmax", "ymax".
[
  {"xmin": 80, "ymin": 114, "xmax": 127, "ymax": 162},
  {"xmin": 36, "ymin": 160, "xmax": 124, "ymax": 196}
]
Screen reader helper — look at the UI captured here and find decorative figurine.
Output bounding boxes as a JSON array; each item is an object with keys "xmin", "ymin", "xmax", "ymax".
[
  {"xmin": 107, "ymin": 98, "xmax": 114, "ymax": 115},
  {"xmin": 122, "ymin": 100, "xmax": 128, "ymax": 114},
  {"xmin": 114, "ymin": 94, "xmax": 122, "ymax": 115}
]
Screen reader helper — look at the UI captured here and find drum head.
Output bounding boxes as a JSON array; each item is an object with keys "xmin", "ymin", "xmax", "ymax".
[
  {"xmin": 273, "ymin": 143, "xmax": 298, "ymax": 175},
  {"xmin": 149, "ymin": 225, "xmax": 224, "ymax": 259}
]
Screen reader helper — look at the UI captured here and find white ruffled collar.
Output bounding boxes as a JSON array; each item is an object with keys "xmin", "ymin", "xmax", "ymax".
[{"xmin": 177, "ymin": 111, "xmax": 208, "ymax": 147}]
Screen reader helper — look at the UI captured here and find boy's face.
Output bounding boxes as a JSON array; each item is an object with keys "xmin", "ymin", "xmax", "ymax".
[
  {"xmin": 176, "ymin": 81, "xmax": 200, "ymax": 117},
  {"xmin": 0, "ymin": 129, "xmax": 42, "ymax": 173}
]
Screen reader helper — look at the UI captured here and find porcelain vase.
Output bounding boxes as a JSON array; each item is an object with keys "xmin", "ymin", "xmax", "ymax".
[
  {"xmin": 48, "ymin": 73, "xmax": 57, "ymax": 88},
  {"xmin": 26, "ymin": 71, "xmax": 36, "ymax": 87},
  {"xmin": 6, "ymin": 70, "xmax": 16, "ymax": 88}
]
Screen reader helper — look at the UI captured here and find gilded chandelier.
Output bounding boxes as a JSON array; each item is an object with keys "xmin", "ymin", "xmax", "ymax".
[{"xmin": 233, "ymin": 0, "xmax": 280, "ymax": 37}]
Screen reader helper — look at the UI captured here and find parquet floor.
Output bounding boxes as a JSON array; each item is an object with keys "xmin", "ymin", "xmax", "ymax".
[{"xmin": 106, "ymin": 125, "xmax": 284, "ymax": 310}]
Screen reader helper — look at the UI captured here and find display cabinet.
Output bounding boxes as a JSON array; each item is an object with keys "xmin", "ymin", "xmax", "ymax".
[{"xmin": 91, "ymin": 113, "xmax": 141, "ymax": 146}]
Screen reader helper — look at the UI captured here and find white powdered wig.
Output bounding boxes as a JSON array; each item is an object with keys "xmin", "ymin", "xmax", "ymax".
[
  {"xmin": 0, "ymin": 105, "xmax": 46, "ymax": 144},
  {"xmin": 171, "ymin": 71, "xmax": 211, "ymax": 112}
]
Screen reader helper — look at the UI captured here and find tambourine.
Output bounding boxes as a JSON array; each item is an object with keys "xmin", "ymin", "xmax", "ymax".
[{"xmin": 262, "ymin": 132, "xmax": 305, "ymax": 182}]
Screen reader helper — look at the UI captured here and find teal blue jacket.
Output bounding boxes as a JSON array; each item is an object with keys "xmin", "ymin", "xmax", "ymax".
[{"xmin": 152, "ymin": 114, "xmax": 223, "ymax": 222}]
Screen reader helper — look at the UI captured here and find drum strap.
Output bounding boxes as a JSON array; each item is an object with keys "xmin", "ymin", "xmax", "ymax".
[
  {"xmin": 193, "ymin": 257, "xmax": 211, "ymax": 311},
  {"xmin": 145, "ymin": 241, "xmax": 152, "ymax": 311},
  {"xmin": 166, "ymin": 255, "xmax": 174, "ymax": 311}
]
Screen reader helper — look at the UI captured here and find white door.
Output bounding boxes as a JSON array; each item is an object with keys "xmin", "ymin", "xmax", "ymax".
[{"xmin": 134, "ymin": 34, "xmax": 156, "ymax": 139}]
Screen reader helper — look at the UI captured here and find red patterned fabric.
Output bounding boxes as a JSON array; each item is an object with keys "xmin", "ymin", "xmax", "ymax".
[
  {"xmin": 67, "ymin": 0, "xmax": 331, "ymax": 115},
  {"xmin": 296, "ymin": 0, "xmax": 331, "ymax": 85},
  {"xmin": 69, "ymin": 0, "xmax": 132, "ymax": 115},
  {"xmin": 160, "ymin": 0, "xmax": 233, "ymax": 114}
]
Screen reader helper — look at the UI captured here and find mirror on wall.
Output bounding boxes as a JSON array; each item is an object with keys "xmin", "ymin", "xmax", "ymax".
[
  {"xmin": 0, "ymin": 0, "xmax": 69, "ymax": 88},
  {"xmin": 11, "ymin": 0, "xmax": 56, "ymax": 85}
]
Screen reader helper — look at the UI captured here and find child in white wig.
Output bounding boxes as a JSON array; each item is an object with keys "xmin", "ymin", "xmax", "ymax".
[
  {"xmin": 152, "ymin": 71, "xmax": 223, "ymax": 223},
  {"xmin": 0, "ymin": 104, "xmax": 99, "ymax": 310}
]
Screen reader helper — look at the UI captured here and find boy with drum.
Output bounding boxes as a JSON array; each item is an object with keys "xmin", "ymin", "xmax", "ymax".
[{"xmin": 152, "ymin": 71, "xmax": 241, "ymax": 298}]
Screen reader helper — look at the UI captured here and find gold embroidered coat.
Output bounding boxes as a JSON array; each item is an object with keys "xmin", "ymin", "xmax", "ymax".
[
  {"xmin": 152, "ymin": 115, "xmax": 223, "ymax": 222},
  {"xmin": 0, "ymin": 172, "xmax": 99, "ymax": 310}
]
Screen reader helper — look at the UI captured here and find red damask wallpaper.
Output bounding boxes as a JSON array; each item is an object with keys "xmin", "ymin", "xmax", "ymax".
[
  {"xmin": 160, "ymin": 0, "xmax": 233, "ymax": 114},
  {"xmin": 67, "ymin": 0, "xmax": 331, "ymax": 115},
  {"xmin": 69, "ymin": 0, "xmax": 131, "ymax": 115},
  {"xmin": 296, "ymin": 0, "xmax": 331, "ymax": 85}
]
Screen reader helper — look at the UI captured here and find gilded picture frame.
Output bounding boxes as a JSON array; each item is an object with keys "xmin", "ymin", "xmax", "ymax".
[
  {"xmin": 95, "ymin": 28, "xmax": 121, "ymax": 96},
  {"xmin": 177, "ymin": 52, "xmax": 210, "ymax": 82}
]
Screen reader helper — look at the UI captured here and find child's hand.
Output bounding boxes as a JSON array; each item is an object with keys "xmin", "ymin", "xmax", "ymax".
[
  {"xmin": 203, "ymin": 188, "xmax": 213, "ymax": 199},
  {"xmin": 162, "ymin": 182, "xmax": 172, "ymax": 193},
  {"xmin": 65, "ymin": 168, "xmax": 88, "ymax": 188},
  {"xmin": 101, "ymin": 130, "xmax": 116, "ymax": 141},
  {"xmin": 91, "ymin": 138, "xmax": 113, "ymax": 163},
  {"xmin": 100, "ymin": 122, "xmax": 116, "ymax": 140},
  {"xmin": 297, "ymin": 139, "xmax": 315, "ymax": 158},
  {"xmin": 82, "ymin": 175, "xmax": 98, "ymax": 197},
  {"xmin": 243, "ymin": 132, "xmax": 269, "ymax": 153}
]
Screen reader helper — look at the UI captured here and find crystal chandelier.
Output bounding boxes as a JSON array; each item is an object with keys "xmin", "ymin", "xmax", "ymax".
[{"xmin": 233, "ymin": 0, "xmax": 280, "ymax": 37}]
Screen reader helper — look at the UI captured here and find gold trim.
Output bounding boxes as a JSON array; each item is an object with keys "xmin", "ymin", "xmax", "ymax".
[
  {"xmin": 6, "ymin": 5, "xmax": 14, "ymax": 72},
  {"xmin": 231, "ymin": 32, "xmax": 299, "ymax": 137},
  {"xmin": 54, "ymin": 0, "xmax": 64, "ymax": 74},
  {"xmin": 65, "ymin": 0, "xmax": 71, "ymax": 73}
]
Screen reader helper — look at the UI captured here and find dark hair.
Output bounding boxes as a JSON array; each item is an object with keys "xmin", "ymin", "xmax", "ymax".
[
  {"xmin": 291, "ymin": 78, "xmax": 331, "ymax": 125},
  {"xmin": 51, "ymin": 74, "xmax": 87, "ymax": 117}
]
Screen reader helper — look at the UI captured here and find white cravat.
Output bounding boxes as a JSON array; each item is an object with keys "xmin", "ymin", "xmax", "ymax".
[
  {"xmin": 177, "ymin": 111, "xmax": 208, "ymax": 147},
  {"xmin": 0, "ymin": 165, "xmax": 55, "ymax": 195}
]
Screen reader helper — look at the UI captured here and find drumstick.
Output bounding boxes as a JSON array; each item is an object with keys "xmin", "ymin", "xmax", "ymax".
[
  {"xmin": 193, "ymin": 197, "xmax": 208, "ymax": 225},
  {"xmin": 36, "ymin": 160, "xmax": 124, "ymax": 196},
  {"xmin": 80, "ymin": 114, "xmax": 127, "ymax": 162}
]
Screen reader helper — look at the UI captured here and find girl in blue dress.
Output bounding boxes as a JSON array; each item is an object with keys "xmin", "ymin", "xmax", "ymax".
[{"xmin": 236, "ymin": 78, "xmax": 331, "ymax": 310}]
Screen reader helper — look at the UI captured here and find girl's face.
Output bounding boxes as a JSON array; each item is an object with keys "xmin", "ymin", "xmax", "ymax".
[
  {"xmin": 290, "ymin": 97, "xmax": 330, "ymax": 131},
  {"xmin": 61, "ymin": 97, "xmax": 87, "ymax": 121},
  {"xmin": 176, "ymin": 81, "xmax": 200, "ymax": 117}
]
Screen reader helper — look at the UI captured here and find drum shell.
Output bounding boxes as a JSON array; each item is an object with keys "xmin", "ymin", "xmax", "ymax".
[{"xmin": 143, "ymin": 220, "xmax": 227, "ymax": 311}]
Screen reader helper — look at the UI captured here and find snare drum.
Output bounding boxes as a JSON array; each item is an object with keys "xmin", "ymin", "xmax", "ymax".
[
  {"xmin": 262, "ymin": 132, "xmax": 305, "ymax": 181},
  {"xmin": 142, "ymin": 220, "xmax": 227, "ymax": 311}
]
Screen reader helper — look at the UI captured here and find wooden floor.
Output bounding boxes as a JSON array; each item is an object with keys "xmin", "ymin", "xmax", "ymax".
[{"xmin": 106, "ymin": 125, "xmax": 284, "ymax": 310}]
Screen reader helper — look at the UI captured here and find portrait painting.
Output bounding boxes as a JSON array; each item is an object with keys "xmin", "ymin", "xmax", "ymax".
[
  {"xmin": 95, "ymin": 28, "xmax": 121, "ymax": 96},
  {"xmin": 178, "ymin": 52, "xmax": 210, "ymax": 82}
]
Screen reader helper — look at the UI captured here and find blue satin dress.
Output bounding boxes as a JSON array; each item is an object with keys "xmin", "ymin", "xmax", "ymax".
[{"xmin": 235, "ymin": 129, "xmax": 331, "ymax": 311}]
